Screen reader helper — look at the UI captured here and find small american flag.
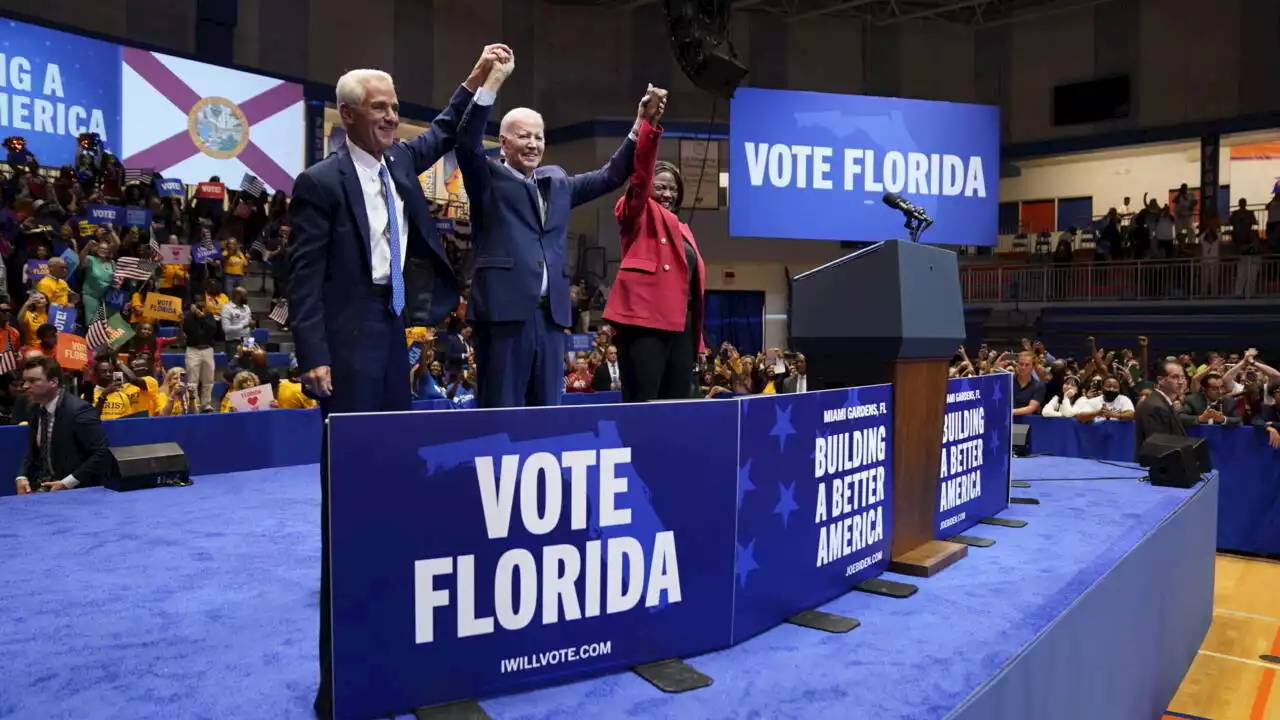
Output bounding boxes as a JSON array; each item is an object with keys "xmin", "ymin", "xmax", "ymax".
[
  {"xmin": 250, "ymin": 238, "xmax": 269, "ymax": 259},
  {"xmin": 269, "ymin": 301, "xmax": 289, "ymax": 326},
  {"xmin": 149, "ymin": 227, "xmax": 161, "ymax": 257},
  {"xmin": 0, "ymin": 350, "xmax": 19, "ymax": 375},
  {"xmin": 240, "ymin": 174, "xmax": 265, "ymax": 198},
  {"xmin": 86, "ymin": 304, "xmax": 112, "ymax": 352},
  {"xmin": 124, "ymin": 168, "xmax": 154, "ymax": 185},
  {"xmin": 113, "ymin": 256, "xmax": 159, "ymax": 283}
]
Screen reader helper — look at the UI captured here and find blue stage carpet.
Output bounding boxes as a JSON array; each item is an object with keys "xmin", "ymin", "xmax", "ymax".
[{"xmin": 0, "ymin": 458, "xmax": 1208, "ymax": 720}]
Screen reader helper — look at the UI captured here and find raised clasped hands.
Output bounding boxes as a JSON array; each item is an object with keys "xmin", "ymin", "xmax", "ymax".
[
  {"xmin": 639, "ymin": 84, "xmax": 668, "ymax": 124},
  {"xmin": 468, "ymin": 44, "xmax": 514, "ymax": 90}
]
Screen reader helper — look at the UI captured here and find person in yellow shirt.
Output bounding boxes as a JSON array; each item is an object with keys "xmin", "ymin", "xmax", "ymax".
[
  {"xmin": 222, "ymin": 238, "xmax": 247, "ymax": 294},
  {"xmin": 158, "ymin": 236, "xmax": 190, "ymax": 301},
  {"xmin": 125, "ymin": 357, "xmax": 162, "ymax": 415},
  {"xmin": 91, "ymin": 359, "xmax": 140, "ymax": 420},
  {"xmin": 276, "ymin": 374, "xmax": 318, "ymax": 409},
  {"xmin": 35, "ymin": 258, "xmax": 73, "ymax": 307},
  {"xmin": 201, "ymin": 278, "xmax": 229, "ymax": 316},
  {"xmin": 17, "ymin": 292, "xmax": 49, "ymax": 345},
  {"xmin": 406, "ymin": 326, "xmax": 430, "ymax": 348},
  {"xmin": 154, "ymin": 367, "xmax": 195, "ymax": 416},
  {"xmin": 219, "ymin": 371, "xmax": 260, "ymax": 412}
]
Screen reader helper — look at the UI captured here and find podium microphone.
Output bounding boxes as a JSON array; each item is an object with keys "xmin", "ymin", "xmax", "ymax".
[{"xmin": 881, "ymin": 192, "xmax": 932, "ymax": 224}]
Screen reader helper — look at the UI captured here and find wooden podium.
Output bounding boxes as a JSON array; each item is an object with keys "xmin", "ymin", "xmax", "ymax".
[{"xmin": 790, "ymin": 240, "xmax": 968, "ymax": 578}]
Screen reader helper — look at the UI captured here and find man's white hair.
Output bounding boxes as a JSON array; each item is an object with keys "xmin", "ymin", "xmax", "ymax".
[
  {"xmin": 499, "ymin": 107, "xmax": 544, "ymax": 136},
  {"xmin": 335, "ymin": 69, "xmax": 394, "ymax": 108}
]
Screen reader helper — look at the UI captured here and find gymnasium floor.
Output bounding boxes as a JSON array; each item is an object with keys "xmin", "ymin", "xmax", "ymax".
[{"xmin": 1166, "ymin": 554, "xmax": 1280, "ymax": 720}]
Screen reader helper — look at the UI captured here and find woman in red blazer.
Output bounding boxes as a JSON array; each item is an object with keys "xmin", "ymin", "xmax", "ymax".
[{"xmin": 603, "ymin": 88, "xmax": 706, "ymax": 402}]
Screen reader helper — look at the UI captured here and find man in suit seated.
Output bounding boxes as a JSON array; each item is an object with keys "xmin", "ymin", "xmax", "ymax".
[
  {"xmin": 453, "ymin": 53, "xmax": 651, "ymax": 408},
  {"xmin": 13, "ymin": 356, "xmax": 115, "ymax": 494},
  {"xmin": 1179, "ymin": 371, "xmax": 1239, "ymax": 426},
  {"xmin": 1134, "ymin": 359, "xmax": 1188, "ymax": 455}
]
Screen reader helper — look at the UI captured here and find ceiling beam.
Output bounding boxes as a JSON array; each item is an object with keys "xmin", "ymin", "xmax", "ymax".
[
  {"xmin": 786, "ymin": 0, "xmax": 882, "ymax": 22},
  {"xmin": 618, "ymin": 0, "xmax": 769, "ymax": 11},
  {"xmin": 976, "ymin": 0, "xmax": 1115, "ymax": 28},
  {"xmin": 876, "ymin": 0, "xmax": 991, "ymax": 25}
]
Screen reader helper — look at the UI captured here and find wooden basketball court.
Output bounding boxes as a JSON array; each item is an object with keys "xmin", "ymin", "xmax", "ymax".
[{"xmin": 1165, "ymin": 554, "xmax": 1280, "ymax": 720}]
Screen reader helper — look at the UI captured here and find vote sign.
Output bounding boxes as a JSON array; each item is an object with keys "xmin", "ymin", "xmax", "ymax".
[
  {"xmin": 732, "ymin": 385, "xmax": 894, "ymax": 642},
  {"xmin": 729, "ymin": 88, "xmax": 1000, "ymax": 245},
  {"xmin": 935, "ymin": 372, "xmax": 1013, "ymax": 536},
  {"xmin": 327, "ymin": 401, "xmax": 741, "ymax": 718}
]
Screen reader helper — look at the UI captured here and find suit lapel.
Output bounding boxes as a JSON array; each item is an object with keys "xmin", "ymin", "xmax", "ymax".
[{"xmin": 336, "ymin": 146, "xmax": 373, "ymax": 268}]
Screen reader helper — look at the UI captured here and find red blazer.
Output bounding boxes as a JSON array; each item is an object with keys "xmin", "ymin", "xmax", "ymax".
[{"xmin": 603, "ymin": 122, "xmax": 706, "ymax": 346}]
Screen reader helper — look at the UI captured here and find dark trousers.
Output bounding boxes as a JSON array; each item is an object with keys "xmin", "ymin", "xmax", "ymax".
[
  {"xmin": 474, "ymin": 304, "xmax": 565, "ymax": 408},
  {"xmin": 614, "ymin": 317, "xmax": 696, "ymax": 403},
  {"xmin": 315, "ymin": 291, "xmax": 410, "ymax": 719}
]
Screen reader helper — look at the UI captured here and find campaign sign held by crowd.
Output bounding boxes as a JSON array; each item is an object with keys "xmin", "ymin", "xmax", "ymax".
[
  {"xmin": 327, "ymin": 401, "xmax": 740, "ymax": 718},
  {"xmin": 86, "ymin": 204, "xmax": 123, "ymax": 225},
  {"xmin": 729, "ymin": 88, "xmax": 999, "ymax": 245},
  {"xmin": 49, "ymin": 305, "xmax": 77, "ymax": 333},
  {"xmin": 124, "ymin": 207, "xmax": 152, "ymax": 228},
  {"xmin": 936, "ymin": 373, "xmax": 1013, "ymax": 537},
  {"xmin": 732, "ymin": 385, "xmax": 894, "ymax": 642},
  {"xmin": 156, "ymin": 178, "xmax": 185, "ymax": 197}
]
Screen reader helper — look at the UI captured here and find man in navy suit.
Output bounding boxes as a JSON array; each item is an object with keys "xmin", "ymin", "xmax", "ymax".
[
  {"xmin": 287, "ymin": 44, "xmax": 508, "ymax": 720},
  {"xmin": 454, "ymin": 56, "xmax": 649, "ymax": 408}
]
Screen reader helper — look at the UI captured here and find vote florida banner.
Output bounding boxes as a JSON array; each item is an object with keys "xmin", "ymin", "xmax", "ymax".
[
  {"xmin": 936, "ymin": 372, "xmax": 1013, "ymax": 537},
  {"xmin": 732, "ymin": 385, "xmax": 893, "ymax": 643},
  {"xmin": 729, "ymin": 88, "xmax": 999, "ymax": 246},
  {"xmin": 327, "ymin": 401, "xmax": 741, "ymax": 718}
]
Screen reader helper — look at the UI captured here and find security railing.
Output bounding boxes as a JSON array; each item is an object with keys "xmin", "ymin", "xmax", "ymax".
[{"xmin": 960, "ymin": 255, "xmax": 1280, "ymax": 304}]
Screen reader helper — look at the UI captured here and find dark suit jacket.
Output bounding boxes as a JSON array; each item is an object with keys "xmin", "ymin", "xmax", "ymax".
[
  {"xmin": 1134, "ymin": 391, "xmax": 1186, "ymax": 457},
  {"xmin": 593, "ymin": 362, "xmax": 621, "ymax": 392},
  {"xmin": 288, "ymin": 86, "xmax": 472, "ymax": 411},
  {"xmin": 454, "ymin": 101, "xmax": 636, "ymax": 328},
  {"xmin": 1178, "ymin": 392, "xmax": 1240, "ymax": 425},
  {"xmin": 20, "ymin": 392, "xmax": 115, "ymax": 486},
  {"xmin": 779, "ymin": 375, "xmax": 805, "ymax": 394}
]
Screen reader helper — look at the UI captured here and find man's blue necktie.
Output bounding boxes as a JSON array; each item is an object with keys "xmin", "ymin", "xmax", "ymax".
[{"xmin": 377, "ymin": 164, "xmax": 405, "ymax": 317}]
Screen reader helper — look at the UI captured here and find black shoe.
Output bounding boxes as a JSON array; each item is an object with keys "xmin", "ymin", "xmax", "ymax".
[{"xmin": 312, "ymin": 689, "xmax": 332, "ymax": 720}]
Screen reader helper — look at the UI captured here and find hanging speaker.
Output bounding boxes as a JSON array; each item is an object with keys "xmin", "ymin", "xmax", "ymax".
[{"xmin": 661, "ymin": 0, "xmax": 748, "ymax": 98}]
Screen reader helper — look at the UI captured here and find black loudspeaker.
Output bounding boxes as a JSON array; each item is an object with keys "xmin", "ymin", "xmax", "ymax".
[
  {"xmin": 107, "ymin": 443, "xmax": 191, "ymax": 492},
  {"xmin": 1138, "ymin": 434, "xmax": 1211, "ymax": 474},
  {"xmin": 1137, "ymin": 434, "xmax": 1204, "ymax": 489},
  {"xmin": 661, "ymin": 0, "xmax": 748, "ymax": 98},
  {"xmin": 1011, "ymin": 424, "xmax": 1030, "ymax": 457}
]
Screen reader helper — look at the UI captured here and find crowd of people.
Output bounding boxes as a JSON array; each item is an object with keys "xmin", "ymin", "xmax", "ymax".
[
  {"xmin": 950, "ymin": 336, "xmax": 1280, "ymax": 449},
  {"xmin": 0, "ymin": 133, "xmax": 308, "ymax": 425}
]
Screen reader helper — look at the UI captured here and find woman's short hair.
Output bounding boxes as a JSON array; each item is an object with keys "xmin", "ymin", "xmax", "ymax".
[{"xmin": 653, "ymin": 161, "xmax": 684, "ymax": 209}]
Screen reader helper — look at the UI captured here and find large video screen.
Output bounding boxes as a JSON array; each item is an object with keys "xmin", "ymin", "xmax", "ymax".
[
  {"xmin": 729, "ymin": 88, "xmax": 1000, "ymax": 246},
  {"xmin": 0, "ymin": 17, "xmax": 304, "ymax": 193}
]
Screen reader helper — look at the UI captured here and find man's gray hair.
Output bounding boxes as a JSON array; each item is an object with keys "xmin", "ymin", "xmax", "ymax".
[{"xmin": 336, "ymin": 69, "xmax": 394, "ymax": 108}]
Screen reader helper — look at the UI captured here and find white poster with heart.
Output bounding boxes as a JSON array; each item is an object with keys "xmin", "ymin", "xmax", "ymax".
[
  {"xmin": 159, "ymin": 243, "xmax": 193, "ymax": 265},
  {"xmin": 228, "ymin": 384, "xmax": 275, "ymax": 412}
]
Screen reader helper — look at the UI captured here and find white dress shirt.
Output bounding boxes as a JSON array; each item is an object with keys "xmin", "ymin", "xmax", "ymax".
[
  {"xmin": 22, "ymin": 391, "xmax": 80, "ymax": 489},
  {"xmin": 607, "ymin": 361, "xmax": 620, "ymax": 388},
  {"xmin": 344, "ymin": 86, "xmax": 497, "ymax": 285}
]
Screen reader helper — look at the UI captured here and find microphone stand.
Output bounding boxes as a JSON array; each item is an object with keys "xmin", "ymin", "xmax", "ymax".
[{"xmin": 904, "ymin": 215, "xmax": 933, "ymax": 243}]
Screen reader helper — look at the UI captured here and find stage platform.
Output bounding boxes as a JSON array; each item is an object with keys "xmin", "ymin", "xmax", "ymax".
[{"xmin": 0, "ymin": 457, "xmax": 1216, "ymax": 720}]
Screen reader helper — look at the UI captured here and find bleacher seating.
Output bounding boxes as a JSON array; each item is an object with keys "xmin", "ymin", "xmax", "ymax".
[{"xmin": 1035, "ymin": 304, "xmax": 1280, "ymax": 359}]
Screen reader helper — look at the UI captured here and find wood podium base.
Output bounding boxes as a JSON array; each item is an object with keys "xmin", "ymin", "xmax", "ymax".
[{"xmin": 888, "ymin": 540, "xmax": 968, "ymax": 578}]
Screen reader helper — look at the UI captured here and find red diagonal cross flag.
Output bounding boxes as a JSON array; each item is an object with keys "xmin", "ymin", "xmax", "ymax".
[{"xmin": 120, "ymin": 48, "xmax": 303, "ymax": 194}]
